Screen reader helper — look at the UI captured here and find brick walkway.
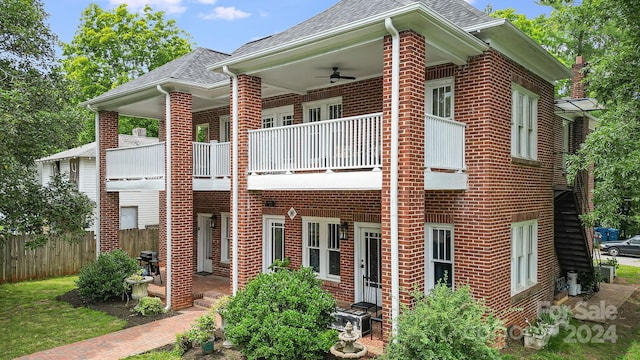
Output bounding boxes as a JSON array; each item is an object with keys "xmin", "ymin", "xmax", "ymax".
[{"xmin": 16, "ymin": 307, "xmax": 207, "ymax": 360}]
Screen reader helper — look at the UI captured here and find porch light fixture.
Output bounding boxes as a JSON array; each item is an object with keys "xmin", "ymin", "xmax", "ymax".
[
  {"xmin": 339, "ymin": 222, "xmax": 349, "ymax": 241},
  {"xmin": 210, "ymin": 214, "xmax": 217, "ymax": 229}
]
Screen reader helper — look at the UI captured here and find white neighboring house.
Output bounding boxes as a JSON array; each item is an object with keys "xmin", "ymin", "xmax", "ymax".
[{"xmin": 36, "ymin": 129, "xmax": 160, "ymax": 231}]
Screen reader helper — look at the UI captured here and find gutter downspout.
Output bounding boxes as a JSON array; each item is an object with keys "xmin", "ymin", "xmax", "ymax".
[
  {"xmin": 87, "ymin": 105, "xmax": 100, "ymax": 258},
  {"xmin": 222, "ymin": 65, "xmax": 239, "ymax": 296},
  {"xmin": 157, "ymin": 85, "xmax": 173, "ymax": 311},
  {"xmin": 385, "ymin": 17, "xmax": 400, "ymax": 335}
]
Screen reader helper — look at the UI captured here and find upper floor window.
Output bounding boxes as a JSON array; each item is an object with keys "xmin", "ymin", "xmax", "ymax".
[
  {"xmin": 262, "ymin": 105, "xmax": 294, "ymax": 128},
  {"xmin": 303, "ymin": 97, "xmax": 342, "ymax": 123},
  {"xmin": 511, "ymin": 84, "xmax": 538, "ymax": 160},
  {"xmin": 195, "ymin": 123, "xmax": 209, "ymax": 142},
  {"xmin": 219, "ymin": 115, "xmax": 230, "ymax": 143},
  {"xmin": 511, "ymin": 219, "xmax": 538, "ymax": 295},
  {"xmin": 425, "ymin": 78, "xmax": 454, "ymax": 119}
]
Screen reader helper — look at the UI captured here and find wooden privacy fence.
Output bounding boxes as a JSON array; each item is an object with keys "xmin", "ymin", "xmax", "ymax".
[{"xmin": 0, "ymin": 228, "xmax": 159, "ymax": 283}]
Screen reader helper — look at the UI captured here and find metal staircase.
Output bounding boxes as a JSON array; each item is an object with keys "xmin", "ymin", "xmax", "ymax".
[{"xmin": 554, "ymin": 173, "xmax": 594, "ymax": 278}]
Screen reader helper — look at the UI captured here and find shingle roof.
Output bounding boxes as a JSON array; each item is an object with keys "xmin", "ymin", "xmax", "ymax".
[
  {"xmin": 89, "ymin": 47, "xmax": 230, "ymax": 103},
  {"xmin": 231, "ymin": 0, "xmax": 493, "ymax": 58},
  {"xmin": 37, "ymin": 135, "xmax": 159, "ymax": 162}
]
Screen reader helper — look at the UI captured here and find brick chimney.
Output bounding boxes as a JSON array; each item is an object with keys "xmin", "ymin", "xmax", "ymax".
[{"xmin": 570, "ymin": 56, "xmax": 585, "ymax": 99}]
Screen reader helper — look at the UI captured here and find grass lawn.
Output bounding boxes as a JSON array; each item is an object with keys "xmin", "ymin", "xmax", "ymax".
[
  {"xmin": 0, "ymin": 276, "xmax": 126, "ymax": 359},
  {"xmin": 501, "ymin": 264, "xmax": 640, "ymax": 360}
]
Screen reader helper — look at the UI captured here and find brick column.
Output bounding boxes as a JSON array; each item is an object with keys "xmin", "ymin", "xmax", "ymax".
[
  {"xmin": 381, "ymin": 30, "xmax": 426, "ymax": 334},
  {"xmin": 233, "ymin": 75, "xmax": 263, "ymax": 288},
  {"xmin": 168, "ymin": 92, "xmax": 194, "ymax": 309},
  {"xmin": 98, "ymin": 110, "xmax": 120, "ymax": 253}
]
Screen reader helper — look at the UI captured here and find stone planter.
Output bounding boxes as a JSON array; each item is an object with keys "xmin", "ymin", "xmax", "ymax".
[
  {"xmin": 523, "ymin": 332, "xmax": 549, "ymax": 350},
  {"xmin": 125, "ymin": 276, "xmax": 154, "ymax": 299},
  {"xmin": 544, "ymin": 322, "xmax": 560, "ymax": 337}
]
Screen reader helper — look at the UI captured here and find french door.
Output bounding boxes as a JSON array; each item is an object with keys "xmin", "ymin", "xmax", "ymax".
[
  {"xmin": 262, "ymin": 216, "xmax": 285, "ymax": 272},
  {"xmin": 355, "ymin": 224, "xmax": 382, "ymax": 306}
]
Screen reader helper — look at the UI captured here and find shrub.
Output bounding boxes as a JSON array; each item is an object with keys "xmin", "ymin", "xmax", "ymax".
[
  {"xmin": 132, "ymin": 296, "xmax": 166, "ymax": 316},
  {"xmin": 223, "ymin": 260, "xmax": 338, "ymax": 360},
  {"xmin": 76, "ymin": 249, "xmax": 139, "ymax": 302},
  {"xmin": 382, "ymin": 281, "xmax": 504, "ymax": 360}
]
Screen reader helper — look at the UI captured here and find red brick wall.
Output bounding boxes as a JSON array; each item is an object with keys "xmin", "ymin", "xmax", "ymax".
[
  {"xmin": 168, "ymin": 91, "xmax": 194, "ymax": 310},
  {"xmin": 235, "ymin": 75, "xmax": 264, "ymax": 288},
  {"xmin": 422, "ymin": 50, "xmax": 556, "ymax": 330},
  {"xmin": 98, "ymin": 110, "xmax": 120, "ymax": 252}
]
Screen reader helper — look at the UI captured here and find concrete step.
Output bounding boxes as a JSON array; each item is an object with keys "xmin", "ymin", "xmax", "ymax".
[{"xmin": 193, "ymin": 291, "xmax": 222, "ymax": 310}]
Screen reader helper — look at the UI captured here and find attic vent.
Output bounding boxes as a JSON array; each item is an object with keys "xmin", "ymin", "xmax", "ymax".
[{"xmin": 132, "ymin": 128, "xmax": 147, "ymax": 137}]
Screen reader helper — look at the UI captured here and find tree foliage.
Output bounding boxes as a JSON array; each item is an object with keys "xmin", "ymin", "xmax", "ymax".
[
  {"xmin": 62, "ymin": 4, "xmax": 193, "ymax": 142},
  {"xmin": 567, "ymin": 0, "xmax": 640, "ymax": 230},
  {"xmin": 0, "ymin": 0, "xmax": 93, "ymax": 248}
]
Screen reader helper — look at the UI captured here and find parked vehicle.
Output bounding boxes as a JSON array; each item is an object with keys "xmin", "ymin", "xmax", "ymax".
[{"xmin": 600, "ymin": 235, "xmax": 640, "ymax": 257}]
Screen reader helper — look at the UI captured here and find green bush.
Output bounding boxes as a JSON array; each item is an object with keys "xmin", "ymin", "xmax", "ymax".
[
  {"xmin": 76, "ymin": 249, "xmax": 139, "ymax": 302},
  {"xmin": 382, "ymin": 282, "xmax": 504, "ymax": 360},
  {"xmin": 132, "ymin": 296, "xmax": 166, "ymax": 316},
  {"xmin": 223, "ymin": 261, "xmax": 338, "ymax": 360}
]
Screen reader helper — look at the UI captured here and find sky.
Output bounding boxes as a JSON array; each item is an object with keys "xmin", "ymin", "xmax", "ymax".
[{"xmin": 43, "ymin": 0, "xmax": 552, "ymax": 56}]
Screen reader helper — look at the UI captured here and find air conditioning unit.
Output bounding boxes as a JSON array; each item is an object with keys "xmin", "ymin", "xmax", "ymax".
[{"xmin": 331, "ymin": 307, "xmax": 371, "ymax": 335}]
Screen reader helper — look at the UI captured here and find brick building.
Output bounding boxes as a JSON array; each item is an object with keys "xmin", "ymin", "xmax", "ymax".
[{"xmin": 82, "ymin": 0, "xmax": 594, "ymax": 337}]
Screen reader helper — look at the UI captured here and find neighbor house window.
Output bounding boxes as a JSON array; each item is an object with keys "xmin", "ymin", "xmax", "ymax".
[
  {"xmin": 511, "ymin": 219, "xmax": 538, "ymax": 295},
  {"xmin": 303, "ymin": 97, "xmax": 342, "ymax": 123},
  {"xmin": 196, "ymin": 123, "xmax": 209, "ymax": 142},
  {"xmin": 221, "ymin": 212, "xmax": 230, "ymax": 263},
  {"xmin": 511, "ymin": 84, "xmax": 538, "ymax": 160},
  {"xmin": 425, "ymin": 224, "xmax": 454, "ymax": 290},
  {"xmin": 262, "ymin": 105, "xmax": 294, "ymax": 128},
  {"xmin": 120, "ymin": 206, "xmax": 138, "ymax": 230},
  {"xmin": 219, "ymin": 115, "xmax": 230, "ymax": 143},
  {"xmin": 425, "ymin": 78, "xmax": 454, "ymax": 119},
  {"xmin": 302, "ymin": 217, "xmax": 341, "ymax": 281}
]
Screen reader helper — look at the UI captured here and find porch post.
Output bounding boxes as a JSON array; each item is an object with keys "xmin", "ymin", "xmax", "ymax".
[
  {"xmin": 168, "ymin": 91, "xmax": 194, "ymax": 309},
  {"xmin": 233, "ymin": 74, "xmax": 263, "ymax": 288},
  {"xmin": 381, "ymin": 30, "xmax": 426, "ymax": 334},
  {"xmin": 98, "ymin": 110, "xmax": 119, "ymax": 252}
]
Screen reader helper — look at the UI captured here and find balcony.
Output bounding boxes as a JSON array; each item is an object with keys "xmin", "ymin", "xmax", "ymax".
[{"xmin": 104, "ymin": 113, "xmax": 467, "ymax": 192}]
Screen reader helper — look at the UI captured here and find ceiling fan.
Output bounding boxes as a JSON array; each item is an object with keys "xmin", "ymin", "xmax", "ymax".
[{"xmin": 325, "ymin": 67, "xmax": 356, "ymax": 83}]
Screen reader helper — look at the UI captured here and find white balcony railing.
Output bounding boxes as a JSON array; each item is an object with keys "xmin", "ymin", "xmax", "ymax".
[
  {"xmin": 106, "ymin": 142, "xmax": 165, "ymax": 180},
  {"xmin": 193, "ymin": 141, "xmax": 230, "ymax": 178},
  {"xmin": 249, "ymin": 113, "xmax": 383, "ymax": 173},
  {"xmin": 424, "ymin": 114, "xmax": 466, "ymax": 171}
]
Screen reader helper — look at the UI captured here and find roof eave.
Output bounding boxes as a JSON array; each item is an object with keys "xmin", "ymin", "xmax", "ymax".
[
  {"xmin": 209, "ymin": 3, "xmax": 489, "ymax": 74},
  {"xmin": 467, "ymin": 20, "xmax": 572, "ymax": 83}
]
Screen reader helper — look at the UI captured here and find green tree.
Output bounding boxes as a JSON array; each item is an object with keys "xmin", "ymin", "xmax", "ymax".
[
  {"xmin": 62, "ymin": 4, "xmax": 193, "ymax": 142},
  {"xmin": 567, "ymin": 0, "xmax": 640, "ymax": 230},
  {"xmin": 0, "ymin": 0, "xmax": 93, "ymax": 248}
]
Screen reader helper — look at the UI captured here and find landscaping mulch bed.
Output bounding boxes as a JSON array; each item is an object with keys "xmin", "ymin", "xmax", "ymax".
[{"xmin": 56, "ymin": 289, "xmax": 178, "ymax": 328}]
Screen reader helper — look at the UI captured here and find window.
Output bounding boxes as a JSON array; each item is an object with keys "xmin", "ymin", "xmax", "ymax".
[
  {"xmin": 425, "ymin": 224, "xmax": 454, "ymax": 290},
  {"xmin": 262, "ymin": 105, "xmax": 294, "ymax": 128},
  {"xmin": 195, "ymin": 123, "xmax": 209, "ymax": 142},
  {"xmin": 511, "ymin": 219, "xmax": 538, "ymax": 295},
  {"xmin": 69, "ymin": 158, "xmax": 79, "ymax": 185},
  {"xmin": 263, "ymin": 216, "xmax": 285, "ymax": 271},
  {"xmin": 219, "ymin": 115, "xmax": 230, "ymax": 143},
  {"xmin": 302, "ymin": 217, "xmax": 341, "ymax": 280},
  {"xmin": 120, "ymin": 206, "xmax": 138, "ymax": 230},
  {"xmin": 511, "ymin": 84, "xmax": 538, "ymax": 160},
  {"xmin": 221, "ymin": 212, "xmax": 230, "ymax": 263},
  {"xmin": 425, "ymin": 78, "xmax": 454, "ymax": 119},
  {"xmin": 302, "ymin": 97, "xmax": 342, "ymax": 123}
]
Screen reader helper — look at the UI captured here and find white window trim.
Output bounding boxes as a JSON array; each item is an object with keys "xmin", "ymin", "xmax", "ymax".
[
  {"xmin": 425, "ymin": 78, "xmax": 454, "ymax": 119},
  {"xmin": 195, "ymin": 123, "xmax": 210, "ymax": 142},
  {"xmin": 220, "ymin": 212, "xmax": 230, "ymax": 264},
  {"xmin": 511, "ymin": 84, "xmax": 538, "ymax": 160},
  {"xmin": 302, "ymin": 216, "xmax": 341, "ymax": 282},
  {"xmin": 425, "ymin": 223, "xmax": 454, "ymax": 291},
  {"xmin": 262, "ymin": 215, "xmax": 286, "ymax": 273},
  {"xmin": 302, "ymin": 96, "xmax": 343, "ymax": 123},
  {"xmin": 511, "ymin": 219, "xmax": 538, "ymax": 296},
  {"xmin": 262, "ymin": 105, "xmax": 294, "ymax": 128},
  {"xmin": 219, "ymin": 115, "xmax": 230, "ymax": 143}
]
